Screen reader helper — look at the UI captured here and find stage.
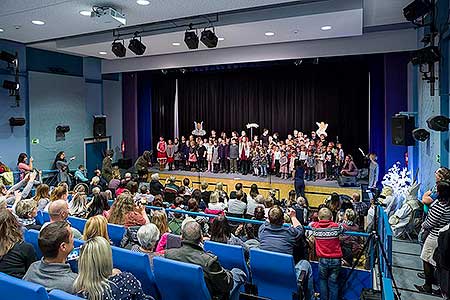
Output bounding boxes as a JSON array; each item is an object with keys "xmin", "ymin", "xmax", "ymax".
[{"xmin": 150, "ymin": 168, "xmax": 360, "ymax": 208}]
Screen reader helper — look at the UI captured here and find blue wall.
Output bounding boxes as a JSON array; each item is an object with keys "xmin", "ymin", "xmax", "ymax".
[{"xmin": 0, "ymin": 39, "xmax": 28, "ymax": 168}]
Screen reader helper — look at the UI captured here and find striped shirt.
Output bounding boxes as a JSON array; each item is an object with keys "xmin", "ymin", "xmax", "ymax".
[{"xmin": 423, "ymin": 201, "xmax": 450, "ymax": 237}]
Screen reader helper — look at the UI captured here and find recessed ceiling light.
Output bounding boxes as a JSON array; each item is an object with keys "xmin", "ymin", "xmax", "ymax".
[
  {"xmin": 99, "ymin": 51, "xmax": 108, "ymax": 55},
  {"xmin": 0, "ymin": 28, "xmax": 4, "ymax": 32},
  {"xmin": 31, "ymin": 20, "xmax": 45, "ymax": 25},
  {"xmin": 136, "ymin": 0, "xmax": 150, "ymax": 5},
  {"xmin": 172, "ymin": 42, "xmax": 181, "ymax": 46},
  {"xmin": 321, "ymin": 25, "xmax": 332, "ymax": 31},
  {"xmin": 218, "ymin": 37, "xmax": 225, "ymax": 41},
  {"xmin": 265, "ymin": 32, "xmax": 275, "ymax": 36},
  {"xmin": 79, "ymin": 10, "xmax": 91, "ymax": 16}
]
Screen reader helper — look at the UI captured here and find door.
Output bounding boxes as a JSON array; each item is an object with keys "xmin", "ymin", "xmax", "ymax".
[{"xmin": 84, "ymin": 138, "xmax": 109, "ymax": 179}]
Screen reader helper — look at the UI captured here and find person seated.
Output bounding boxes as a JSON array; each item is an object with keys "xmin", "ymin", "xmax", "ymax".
[
  {"xmin": 168, "ymin": 204, "xmax": 185, "ymax": 235},
  {"xmin": 351, "ymin": 193, "xmax": 369, "ymax": 230},
  {"xmin": 258, "ymin": 206, "xmax": 313, "ymax": 298},
  {"xmin": 74, "ymin": 236, "xmax": 153, "ymax": 300},
  {"xmin": 208, "ymin": 191, "xmax": 227, "ymax": 211},
  {"xmin": 134, "ymin": 185, "xmax": 154, "ymax": 205},
  {"xmin": 68, "ymin": 184, "xmax": 88, "ymax": 218},
  {"xmin": 74, "ymin": 165, "xmax": 89, "ymax": 183},
  {"xmin": 339, "ymin": 209, "xmax": 362, "ymax": 266},
  {"xmin": 15, "ymin": 198, "xmax": 41, "ymax": 230},
  {"xmin": 0, "ymin": 209, "xmax": 37, "ymax": 278},
  {"xmin": 43, "ymin": 200, "xmax": 83, "ymax": 239},
  {"xmin": 210, "ymin": 215, "xmax": 248, "ymax": 250},
  {"xmin": 24, "ymin": 221, "xmax": 77, "ymax": 293},
  {"xmin": 165, "ymin": 221, "xmax": 246, "ymax": 300},
  {"xmin": 89, "ymin": 176, "xmax": 103, "ymax": 195},
  {"xmin": 325, "ymin": 192, "xmax": 354, "ymax": 223},
  {"xmin": 2, "ymin": 172, "xmax": 36, "ymax": 205},
  {"xmin": 338, "ymin": 155, "xmax": 358, "ymax": 186},
  {"xmin": 46, "ymin": 184, "xmax": 69, "ymax": 211},
  {"xmin": 164, "ymin": 176, "xmax": 179, "ymax": 204},
  {"xmin": 227, "ymin": 190, "xmax": 247, "ymax": 218},
  {"xmin": 82, "ymin": 215, "xmax": 110, "ymax": 242},
  {"xmin": 86, "ymin": 191, "xmax": 110, "ymax": 219},
  {"xmin": 93, "ymin": 169, "xmax": 108, "ymax": 191},
  {"xmin": 131, "ymin": 223, "xmax": 161, "ymax": 265},
  {"xmin": 149, "ymin": 173, "xmax": 164, "ymax": 196},
  {"xmin": 229, "ymin": 183, "xmax": 247, "ymax": 202},
  {"xmin": 33, "ymin": 184, "xmax": 50, "ymax": 211}
]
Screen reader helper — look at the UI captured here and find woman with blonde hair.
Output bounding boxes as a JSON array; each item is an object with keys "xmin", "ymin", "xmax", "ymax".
[
  {"xmin": 69, "ymin": 184, "xmax": 88, "ymax": 218},
  {"xmin": 33, "ymin": 183, "xmax": 50, "ymax": 211},
  {"xmin": 151, "ymin": 210, "xmax": 169, "ymax": 236},
  {"xmin": 0, "ymin": 209, "xmax": 37, "ymax": 278},
  {"xmin": 214, "ymin": 182, "xmax": 228, "ymax": 201},
  {"xmin": 83, "ymin": 215, "xmax": 110, "ymax": 241},
  {"xmin": 74, "ymin": 236, "xmax": 151, "ymax": 300},
  {"xmin": 208, "ymin": 191, "xmax": 226, "ymax": 211}
]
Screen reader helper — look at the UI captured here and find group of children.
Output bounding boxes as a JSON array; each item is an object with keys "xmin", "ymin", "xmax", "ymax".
[{"xmin": 155, "ymin": 128, "xmax": 346, "ymax": 181}]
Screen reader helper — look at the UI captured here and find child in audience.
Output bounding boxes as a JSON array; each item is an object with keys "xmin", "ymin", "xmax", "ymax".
[{"xmin": 310, "ymin": 207, "xmax": 344, "ymax": 300}]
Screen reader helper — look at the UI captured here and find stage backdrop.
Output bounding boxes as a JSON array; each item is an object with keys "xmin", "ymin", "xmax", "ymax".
[{"xmin": 146, "ymin": 59, "xmax": 369, "ymax": 159}]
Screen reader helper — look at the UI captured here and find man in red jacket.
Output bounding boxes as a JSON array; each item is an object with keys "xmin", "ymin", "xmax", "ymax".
[{"xmin": 311, "ymin": 207, "xmax": 345, "ymax": 300}]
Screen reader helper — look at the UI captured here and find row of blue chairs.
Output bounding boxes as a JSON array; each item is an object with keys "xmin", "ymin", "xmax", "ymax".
[{"xmin": 35, "ymin": 211, "xmax": 126, "ymax": 246}]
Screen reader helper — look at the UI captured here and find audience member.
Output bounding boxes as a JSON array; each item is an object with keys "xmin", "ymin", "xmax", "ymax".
[
  {"xmin": 74, "ymin": 236, "xmax": 152, "ymax": 300},
  {"xmin": 131, "ymin": 223, "xmax": 161, "ymax": 266},
  {"xmin": 0, "ymin": 209, "xmax": 37, "ymax": 278},
  {"xmin": 86, "ymin": 191, "xmax": 110, "ymax": 219},
  {"xmin": 74, "ymin": 165, "xmax": 89, "ymax": 183},
  {"xmin": 351, "ymin": 193, "xmax": 368, "ymax": 230},
  {"xmin": 164, "ymin": 176, "xmax": 179, "ymax": 203},
  {"xmin": 15, "ymin": 198, "xmax": 41, "ymax": 230},
  {"xmin": 208, "ymin": 191, "xmax": 227, "ymax": 211},
  {"xmin": 210, "ymin": 215, "xmax": 248, "ymax": 250},
  {"xmin": 165, "ymin": 221, "xmax": 246, "ymax": 300},
  {"xmin": 82, "ymin": 215, "xmax": 110, "ymax": 241},
  {"xmin": 33, "ymin": 183, "xmax": 50, "ymax": 211},
  {"xmin": 69, "ymin": 184, "xmax": 88, "ymax": 218},
  {"xmin": 24, "ymin": 221, "xmax": 77, "ymax": 293},
  {"xmin": 149, "ymin": 173, "xmax": 164, "ymax": 196},
  {"xmin": 227, "ymin": 190, "xmax": 247, "ymax": 218},
  {"xmin": 44, "ymin": 200, "xmax": 82, "ymax": 239}
]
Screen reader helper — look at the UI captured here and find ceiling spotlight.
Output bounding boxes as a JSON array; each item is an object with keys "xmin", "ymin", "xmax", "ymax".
[
  {"xmin": 403, "ymin": 0, "xmax": 432, "ymax": 22},
  {"xmin": 111, "ymin": 39, "xmax": 126, "ymax": 57},
  {"xmin": 31, "ymin": 20, "xmax": 45, "ymax": 25},
  {"xmin": 294, "ymin": 59, "xmax": 303, "ymax": 66},
  {"xmin": 200, "ymin": 27, "xmax": 218, "ymax": 48},
  {"xmin": 172, "ymin": 42, "xmax": 181, "ymax": 46},
  {"xmin": 161, "ymin": 69, "xmax": 168, "ymax": 75},
  {"xmin": 184, "ymin": 25, "xmax": 199, "ymax": 49},
  {"xmin": 79, "ymin": 10, "xmax": 91, "ymax": 16},
  {"xmin": 0, "ymin": 29, "xmax": 4, "ymax": 32},
  {"xmin": 128, "ymin": 33, "xmax": 146, "ymax": 55},
  {"xmin": 98, "ymin": 51, "xmax": 108, "ymax": 55},
  {"xmin": 321, "ymin": 25, "xmax": 332, "ymax": 31},
  {"xmin": 137, "ymin": 0, "xmax": 150, "ymax": 5},
  {"xmin": 265, "ymin": 32, "xmax": 275, "ymax": 36},
  {"xmin": 410, "ymin": 46, "xmax": 440, "ymax": 65},
  {"xmin": 427, "ymin": 115, "xmax": 450, "ymax": 131},
  {"xmin": 3, "ymin": 80, "xmax": 19, "ymax": 90},
  {"xmin": 412, "ymin": 128, "xmax": 430, "ymax": 142}
]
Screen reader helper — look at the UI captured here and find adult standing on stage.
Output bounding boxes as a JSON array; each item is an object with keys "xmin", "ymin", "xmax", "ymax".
[
  {"xmin": 294, "ymin": 160, "xmax": 306, "ymax": 198},
  {"xmin": 156, "ymin": 137, "xmax": 167, "ymax": 171},
  {"xmin": 53, "ymin": 151, "xmax": 75, "ymax": 186}
]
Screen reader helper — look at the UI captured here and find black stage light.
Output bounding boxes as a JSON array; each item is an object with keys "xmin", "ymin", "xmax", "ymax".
[
  {"xmin": 128, "ymin": 34, "xmax": 146, "ymax": 55},
  {"xmin": 112, "ymin": 40, "xmax": 126, "ymax": 58},
  {"xmin": 9, "ymin": 117, "xmax": 25, "ymax": 127},
  {"xmin": 0, "ymin": 51, "xmax": 17, "ymax": 67},
  {"xmin": 200, "ymin": 28, "xmax": 218, "ymax": 48},
  {"xmin": 184, "ymin": 30, "xmax": 199, "ymax": 49},
  {"xmin": 2, "ymin": 80, "xmax": 19, "ymax": 90},
  {"xmin": 403, "ymin": 0, "xmax": 432, "ymax": 22},
  {"xmin": 412, "ymin": 128, "xmax": 430, "ymax": 142},
  {"xmin": 427, "ymin": 115, "xmax": 450, "ymax": 131},
  {"xmin": 56, "ymin": 125, "xmax": 71, "ymax": 133},
  {"xmin": 410, "ymin": 46, "xmax": 440, "ymax": 65}
]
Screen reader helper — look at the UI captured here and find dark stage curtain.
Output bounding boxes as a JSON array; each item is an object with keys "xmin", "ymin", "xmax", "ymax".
[
  {"xmin": 175, "ymin": 62, "xmax": 369, "ymax": 157},
  {"xmin": 150, "ymin": 74, "xmax": 176, "ymax": 151}
]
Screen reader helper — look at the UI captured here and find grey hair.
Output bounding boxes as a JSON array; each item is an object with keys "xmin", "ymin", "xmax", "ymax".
[
  {"xmin": 255, "ymin": 194, "xmax": 265, "ymax": 204},
  {"xmin": 137, "ymin": 223, "xmax": 160, "ymax": 250},
  {"xmin": 181, "ymin": 221, "xmax": 202, "ymax": 244},
  {"xmin": 151, "ymin": 173, "xmax": 159, "ymax": 181}
]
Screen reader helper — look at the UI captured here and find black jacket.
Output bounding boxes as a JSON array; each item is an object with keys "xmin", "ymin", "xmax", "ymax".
[
  {"xmin": 164, "ymin": 241, "xmax": 233, "ymax": 299},
  {"xmin": 150, "ymin": 180, "xmax": 164, "ymax": 196}
]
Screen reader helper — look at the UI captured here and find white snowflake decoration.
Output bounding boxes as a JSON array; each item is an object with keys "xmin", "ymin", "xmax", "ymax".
[{"xmin": 381, "ymin": 162, "xmax": 412, "ymax": 205}]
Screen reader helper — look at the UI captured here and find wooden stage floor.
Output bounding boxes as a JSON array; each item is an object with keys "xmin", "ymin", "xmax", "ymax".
[{"xmin": 151, "ymin": 168, "xmax": 360, "ymax": 208}]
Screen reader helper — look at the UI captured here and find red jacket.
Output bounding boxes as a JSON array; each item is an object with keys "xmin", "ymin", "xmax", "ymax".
[{"xmin": 310, "ymin": 220, "xmax": 344, "ymax": 259}]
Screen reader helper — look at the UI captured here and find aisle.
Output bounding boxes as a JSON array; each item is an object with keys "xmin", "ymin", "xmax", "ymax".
[{"xmin": 392, "ymin": 238, "xmax": 440, "ymax": 300}]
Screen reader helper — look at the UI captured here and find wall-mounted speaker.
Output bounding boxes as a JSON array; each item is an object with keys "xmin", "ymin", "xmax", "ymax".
[
  {"xmin": 391, "ymin": 115, "xmax": 415, "ymax": 146},
  {"xmin": 9, "ymin": 117, "xmax": 25, "ymax": 126},
  {"xmin": 93, "ymin": 115, "xmax": 106, "ymax": 138}
]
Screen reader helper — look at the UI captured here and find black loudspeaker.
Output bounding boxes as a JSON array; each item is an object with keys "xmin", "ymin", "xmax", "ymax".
[
  {"xmin": 93, "ymin": 115, "xmax": 106, "ymax": 138},
  {"xmin": 391, "ymin": 115, "xmax": 415, "ymax": 146},
  {"xmin": 118, "ymin": 158, "xmax": 133, "ymax": 170}
]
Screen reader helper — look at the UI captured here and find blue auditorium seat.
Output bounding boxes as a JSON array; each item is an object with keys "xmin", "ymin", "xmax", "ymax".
[
  {"xmin": 35, "ymin": 211, "xmax": 44, "ymax": 225},
  {"xmin": 108, "ymin": 223, "xmax": 126, "ymax": 246},
  {"xmin": 24, "ymin": 229, "xmax": 43, "ymax": 259},
  {"xmin": 249, "ymin": 248, "xmax": 298, "ymax": 300},
  {"xmin": 73, "ymin": 238, "xmax": 85, "ymax": 248},
  {"xmin": 203, "ymin": 240, "xmax": 250, "ymax": 278},
  {"xmin": 0, "ymin": 272, "xmax": 48, "ymax": 300},
  {"xmin": 153, "ymin": 257, "xmax": 211, "ymax": 300},
  {"xmin": 67, "ymin": 216, "xmax": 86, "ymax": 233},
  {"xmin": 42, "ymin": 211, "xmax": 51, "ymax": 223},
  {"xmin": 49, "ymin": 289, "xmax": 84, "ymax": 300},
  {"xmin": 111, "ymin": 246, "xmax": 160, "ymax": 299}
]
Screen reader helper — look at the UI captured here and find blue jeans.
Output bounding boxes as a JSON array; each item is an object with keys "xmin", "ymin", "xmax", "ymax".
[
  {"xmin": 260, "ymin": 165, "xmax": 267, "ymax": 176},
  {"xmin": 295, "ymin": 260, "xmax": 314, "ymax": 300},
  {"xmin": 230, "ymin": 268, "xmax": 247, "ymax": 300},
  {"xmin": 319, "ymin": 258, "xmax": 341, "ymax": 300}
]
